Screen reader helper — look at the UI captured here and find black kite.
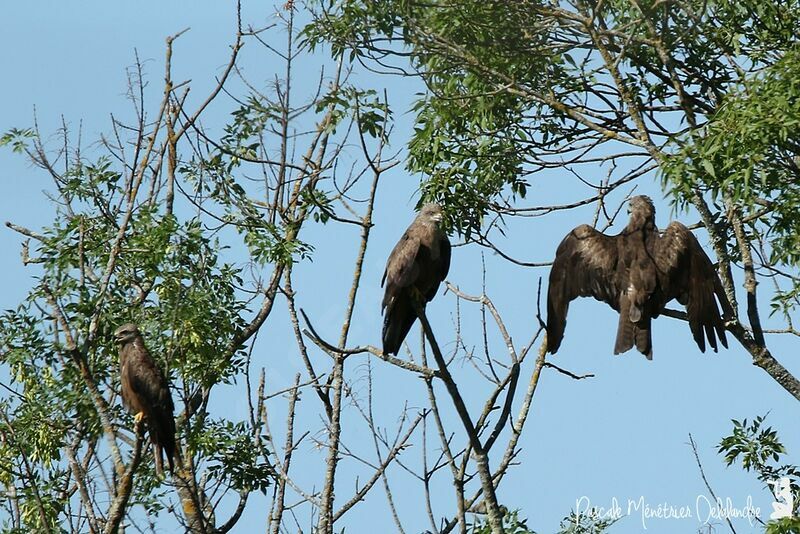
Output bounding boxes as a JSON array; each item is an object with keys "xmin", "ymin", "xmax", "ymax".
[
  {"xmin": 115, "ymin": 323, "xmax": 180, "ymax": 476},
  {"xmin": 382, "ymin": 203, "xmax": 451, "ymax": 355},
  {"xmin": 546, "ymin": 195, "xmax": 732, "ymax": 358}
]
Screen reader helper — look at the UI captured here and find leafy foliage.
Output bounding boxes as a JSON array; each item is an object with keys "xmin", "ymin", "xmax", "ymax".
[
  {"xmin": 557, "ymin": 510, "xmax": 618, "ymax": 534},
  {"xmin": 0, "ymin": 121, "xmax": 263, "ymax": 529},
  {"xmin": 2, "ymin": 1, "xmax": 800, "ymax": 532},
  {"xmin": 305, "ymin": 0, "xmax": 800, "ymax": 293},
  {"xmin": 195, "ymin": 420, "xmax": 272, "ymax": 494},
  {"xmin": 662, "ymin": 46, "xmax": 800, "ymax": 315},
  {"xmin": 766, "ymin": 516, "xmax": 800, "ymax": 534},
  {"xmin": 718, "ymin": 415, "xmax": 799, "ymax": 518},
  {"xmin": 470, "ymin": 509, "xmax": 537, "ymax": 534},
  {"xmin": 469, "ymin": 508, "xmax": 617, "ymax": 534},
  {"xmin": 0, "ymin": 127, "xmax": 34, "ymax": 153},
  {"xmin": 718, "ymin": 415, "xmax": 799, "ymax": 482}
]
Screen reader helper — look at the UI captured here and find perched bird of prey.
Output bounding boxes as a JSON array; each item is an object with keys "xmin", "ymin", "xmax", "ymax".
[
  {"xmin": 114, "ymin": 323, "xmax": 180, "ymax": 476},
  {"xmin": 546, "ymin": 195, "xmax": 732, "ymax": 358},
  {"xmin": 382, "ymin": 203, "xmax": 451, "ymax": 355}
]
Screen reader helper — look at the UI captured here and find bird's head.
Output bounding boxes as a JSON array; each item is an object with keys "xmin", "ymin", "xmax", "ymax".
[
  {"xmin": 627, "ymin": 195, "xmax": 655, "ymax": 220},
  {"xmin": 417, "ymin": 203, "xmax": 444, "ymax": 225},
  {"xmin": 114, "ymin": 323, "xmax": 140, "ymax": 344}
]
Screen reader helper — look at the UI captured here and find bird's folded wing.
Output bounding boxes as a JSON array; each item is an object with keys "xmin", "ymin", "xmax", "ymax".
[
  {"xmin": 129, "ymin": 350, "xmax": 174, "ymax": 412},
  {"xmin": 382, "ymin": 230, "xmax": 421, "ymax": 310}
]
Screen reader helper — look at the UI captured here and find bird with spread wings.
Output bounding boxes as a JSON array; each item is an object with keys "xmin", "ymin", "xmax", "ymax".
[
  {"xmin": 382, "ymin": 203, "xmax": 451, "ymax": 355},
  {"xmin": 546, "ymin": 195, "xmax": 733, "ymax": 358},
  {"xmin": 115, "ymin": 323, "xmax": 181, "ymax": 476}
]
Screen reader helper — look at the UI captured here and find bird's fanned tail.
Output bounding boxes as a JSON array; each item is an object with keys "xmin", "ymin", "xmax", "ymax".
[
  {"xmin": 634, "ymin": 318, "xmax": 652, "ymax": 359},
  {"xmin": 148, "ymin": 417, "xmax": 180, "ymax": 476},
  {"xmin": 152, "ymin": 441, "xmax": 165, "ymax": 478},
  {"xmin": 614, "ymin": 303, "xmax": 635, "ymax": 356},
  {"xmin": 614, "ymin": 296, "xmax": 653, "ymax": 358}
]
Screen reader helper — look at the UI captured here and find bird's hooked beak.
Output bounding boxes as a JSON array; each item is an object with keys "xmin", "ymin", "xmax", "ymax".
[{"xmin": 114, "ymin": 324, "xmax": 138, "ymax": 344}]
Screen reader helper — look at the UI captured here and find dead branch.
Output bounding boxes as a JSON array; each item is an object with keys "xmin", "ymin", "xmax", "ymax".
[
  {"xmin": 412, "ymin": 301, "xmax": 505, "ymax": 533},
  {"xmin": 543, "ymin": 362, "xmax": 595, "ymax": 380},
  {"xmin": 102, "ymin": 421, "xmax": 145, "ymax": 534}
]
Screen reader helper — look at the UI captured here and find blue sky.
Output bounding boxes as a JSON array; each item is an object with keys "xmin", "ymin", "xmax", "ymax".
[{"xmin": 1, "ymin": 3, "xmax": 798, "ymax": 534}]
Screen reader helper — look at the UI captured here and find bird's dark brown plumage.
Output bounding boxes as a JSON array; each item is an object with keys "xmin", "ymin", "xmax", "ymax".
[
  {"xmin": 382, "ymin": 203, "xmax": 451, "ymax": 355},
  {"xmin": 546, "ymin": 195, "xmax": 732, "ymax": 358},
  {"xmin": 115, "ymin": 323, "xmax": 180, "ymax": 476}
]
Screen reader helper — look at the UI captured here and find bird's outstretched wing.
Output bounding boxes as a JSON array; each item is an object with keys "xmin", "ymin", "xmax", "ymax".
[
  {"xmin": 547, "ymin": 224, "xmax": 620, "ymax": 353},
  {"xmin": 653, "ymin": 222, "xmax": 731, "ymax": 352}
]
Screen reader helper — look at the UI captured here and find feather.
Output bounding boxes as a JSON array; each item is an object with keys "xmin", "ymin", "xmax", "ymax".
[
  {"xmin": 546, "ymin": 224, "xmax": 620, "ymax": 354},
  {"xmin": 546, "ymin": 196, "xmax": 731, "ymax": 358},
  {"xmin": 381, "ymin": 204, "xmax": 451, "ymax": 355},
  {"xmin": 116, "ymin": 323, "xmax": 181, "ymax": 477}
]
